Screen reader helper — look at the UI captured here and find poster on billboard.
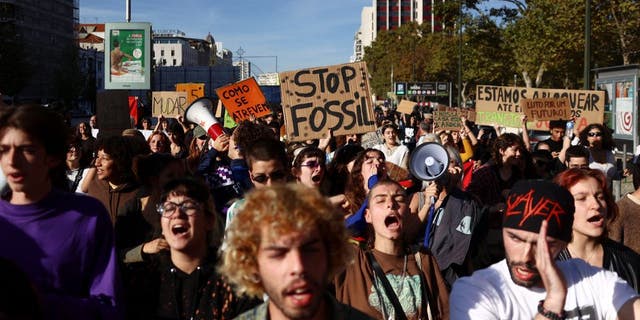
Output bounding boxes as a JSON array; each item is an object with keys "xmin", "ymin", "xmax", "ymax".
[
  {"xmin": 104, "ymin": 22, "xmax": 151, "ymax": 90},
  {"xmin": 615, "ymin": 81, "xmax": 634, "ymax": 136}
]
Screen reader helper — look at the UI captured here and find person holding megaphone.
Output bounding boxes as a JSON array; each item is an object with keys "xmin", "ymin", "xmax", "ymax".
[{"xmin": 407, "ymin": 143, "xmax": 486, "ymax": 288}]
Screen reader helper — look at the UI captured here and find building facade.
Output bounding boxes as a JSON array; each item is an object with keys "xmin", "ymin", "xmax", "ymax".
[
  {"xmin": 1, "ymin": 0, "xmax": 78, "ymax": 102},
  {"xmin": 233, "ymin": 60, "xmax": 251, "ymax": 81},
  {"xmin": 353, "ymin": 0, "xmax": 443, "ymax": 62}
]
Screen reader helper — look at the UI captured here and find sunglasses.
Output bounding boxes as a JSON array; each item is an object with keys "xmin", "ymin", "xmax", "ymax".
[
  {"xmin": 251, "ymin": 171, "xmax": 287, "ymax": 184},
  {"xmin": 299, "ymin": 160, "xmax": 322, "ymax": 169},
  {"xmin": 587, "ymin": 132, "xmax": 603, "ymax": 137}
]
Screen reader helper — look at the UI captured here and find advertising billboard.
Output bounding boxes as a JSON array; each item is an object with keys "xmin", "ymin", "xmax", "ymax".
[{"xmin": 104, "ymin": 22, "xmax": 151, "ymax": 90}]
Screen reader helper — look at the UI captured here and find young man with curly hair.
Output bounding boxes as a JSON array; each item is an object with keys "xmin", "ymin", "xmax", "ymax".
[{"xmin": 220, "ymin": 184, "xmax": 372, "ymax": 320}]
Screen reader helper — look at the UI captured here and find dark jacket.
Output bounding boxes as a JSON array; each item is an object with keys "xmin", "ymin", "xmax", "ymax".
[
  {"xmin": 557, "ymin": 238, "xmax": 640, "ymax": 292},
  {"xmin": 422, "ymin": 188, "xmax": 487, "ymax": 287},
  {"xmin": 122, "ymin": 250, "xmax": 261, "ymax": 320}
]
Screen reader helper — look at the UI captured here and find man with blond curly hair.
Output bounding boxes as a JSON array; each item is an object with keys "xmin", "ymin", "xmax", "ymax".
[{"xmin": 220, "ymin": 183, "xmax": 372, "ymax": 320}]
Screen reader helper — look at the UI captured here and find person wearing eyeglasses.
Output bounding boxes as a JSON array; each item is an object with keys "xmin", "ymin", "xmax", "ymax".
[
  {"xmin": 123, "ymin": 177, "xmax": 261, "ymax": 319},
  {"xmin": 578, "ymin": 123, "xmax": 616, "ymax": 185},
  {"xmin": 292, "ymin": 147, "xmax": 326, "ymax": 189},
  {"xmin": 292, "ymin": 146, "xmax": 350, "ymax": 213}
]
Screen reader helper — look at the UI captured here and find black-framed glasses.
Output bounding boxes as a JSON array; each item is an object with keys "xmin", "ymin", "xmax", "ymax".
[
  {"xmin": 299, "ymin": 160, "xmax": 322, "ymax": 169},
  {"xmin": 587, "ymin": 132, "xmax": 603, "ymax": 137},
  {"xmin": 156, "ymin": 200, "xmax": 201, "ymax": 217},
  {"xmin": 251, "ymin": 171, "xmax": 286, "ymax": 184}
]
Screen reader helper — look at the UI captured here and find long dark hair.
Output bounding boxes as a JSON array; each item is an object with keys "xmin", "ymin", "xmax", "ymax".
[
  {"xmin": 578, "ymin": 123, "xmax": 615, "ymax": 151},
  {"xmin": 344, "ymin": 148, "xmax": 385, "ymax": 214}
]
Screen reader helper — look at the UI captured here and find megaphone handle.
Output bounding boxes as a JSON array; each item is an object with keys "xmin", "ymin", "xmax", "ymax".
[
  {"xmin": 422, "ymin": 202, "xmax": 436, "ymax": 248},
  {"xmin": 207, "ymin": 123, "xmax": 224, "ymax": 140}
]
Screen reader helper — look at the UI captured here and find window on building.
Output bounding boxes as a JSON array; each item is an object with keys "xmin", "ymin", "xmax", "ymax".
[
  {"xmin": 173, "ymin": 59, "xmax": 176, "ymax": 66},
  {"xmin": 161, "ymin": 49, "xmax": 164, "ymax": 56},
  {"xmin": 171, "ymin": 50, "xmax": 175, "ymax": 56}
]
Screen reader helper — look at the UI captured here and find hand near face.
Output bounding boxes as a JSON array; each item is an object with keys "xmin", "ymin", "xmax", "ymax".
[
  {"xmin": 536, "ymin": 220, "xmax": 567, "ymax": 312},
  {"xmin": 212, "ymin": 133, "xmax": 230, "ymax": 152},
  {"xmin": 142, "ymin": 237, "xmax": 169, "ymax": 254}
]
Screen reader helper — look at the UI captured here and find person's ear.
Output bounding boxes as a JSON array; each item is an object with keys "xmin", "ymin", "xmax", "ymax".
[{"xmin": 365, "ymin": 207, "xmax": 372, "ymax": 223}]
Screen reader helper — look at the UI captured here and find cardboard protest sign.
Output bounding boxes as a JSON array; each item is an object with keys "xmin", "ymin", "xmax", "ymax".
[
  {"xmin": 385, "ymin": 162, "xmax": 410, "ymax": 181},
  {"xmin": 433, "ymin": 110, "xmax": 462, "ymax": 131},
  {"xmin": 476, "ymin": 85, "xmax": 605, "ymax": 132},
  {"xmin": 223, "ymin": 109, "xmax": 237, "ymax": 128},
  {"xmin": 521, "ymin": 98, "xmax": 571, "ymax": 121},
  {"xmin": 279, "ymin": 61, "xmax": 376, "ymax": 142},
  {"xmin": 475, "ymin": 111, "xmax": 522, "ymax": 128},
  {"xmin": 152, "ymin": 91, "xmax": 188, "ymax": 117},
  {"xmin": 216, "ymin": 77, "xmax": 270, "ymax": 123},
  {"xmin": 176, "ymin": 83, "xmax": 204, "ymax": 105},
  {"xmin": 214, "ymin": 99, "xmax": 224, "ymax": 119},
  {"xmin": 458, "ymin": 109, "xmax": 476, "ymax": 122},
  {"xmin": 397, "ymin": 100, "xmax": 416, "ymax": 115}
]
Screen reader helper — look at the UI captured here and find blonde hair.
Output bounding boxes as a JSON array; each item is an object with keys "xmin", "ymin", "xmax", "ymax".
[{"xmin": 219, "ymin": 183, "xmax": 352, "ymax": 298}]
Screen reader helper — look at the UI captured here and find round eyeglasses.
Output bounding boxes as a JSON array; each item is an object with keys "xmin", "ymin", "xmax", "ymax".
[{"xmin": 156, "ymin": 200, "xmax": 201, "ymax": 217}]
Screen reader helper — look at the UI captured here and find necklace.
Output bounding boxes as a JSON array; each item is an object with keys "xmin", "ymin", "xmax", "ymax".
[
  {"xmin": 569, "ymin": 245, "xmax": 600, "ymax": 266},
  {"xmin": 387, "ymin": 254, "xmax": 408, "ymax": 320},
  {"xmin": 396, "ymin": 254, "xmax": 408, "ymax": 296}
]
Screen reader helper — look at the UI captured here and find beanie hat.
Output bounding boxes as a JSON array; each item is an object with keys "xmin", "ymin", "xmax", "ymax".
[
  {"xmin": 193, "ymin": 125, "xmax": 207, "ymax": 139},
  {"xmin": 503, "ymin": 180, "xmax": 575, "ymax": 242}
]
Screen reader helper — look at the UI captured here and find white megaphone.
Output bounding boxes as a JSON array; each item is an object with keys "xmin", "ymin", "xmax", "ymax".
[
  {"xmin": 184, "ymin": 97, "xmax": 224, "ymax": 140},
  {"xmin": 409, "ymin": 142, "xmax": 449, "ymax": 181}
]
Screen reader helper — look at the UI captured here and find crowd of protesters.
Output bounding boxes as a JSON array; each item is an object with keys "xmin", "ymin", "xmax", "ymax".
[{"xmin": 1, "ymin": 102, "xmax": 640, "ymax": 319}]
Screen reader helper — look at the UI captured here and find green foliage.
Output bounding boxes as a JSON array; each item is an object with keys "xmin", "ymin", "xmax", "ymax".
[{"xmin": 364, "ymin": 0, "xmax": 639, "ymax": 96}]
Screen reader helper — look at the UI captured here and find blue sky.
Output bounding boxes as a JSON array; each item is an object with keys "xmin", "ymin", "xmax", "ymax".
[{"xmin": 80, "ymin": 0, "xmax": 371, "ymax": 73}]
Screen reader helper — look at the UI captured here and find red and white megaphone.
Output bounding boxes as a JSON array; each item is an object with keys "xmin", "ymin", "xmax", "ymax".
[{"xmin": 184, "ymin": 97, "xmax": 224, "ymax": 140}]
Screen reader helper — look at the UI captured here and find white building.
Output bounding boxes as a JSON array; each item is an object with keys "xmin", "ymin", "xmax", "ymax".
[
  {"xmin": 77, "ymin": 24, "xmax": 105, "ymax": 51},
  {"xmin": 353, "ymin": 0, "xmax": 444, "ymax": 62},
  {"xmin": 153, "ymin": 30, "xmax": 199, "ymax": 67},
  {"xmin": 233, "ymin": 60, "xmax": 251, "ymax": 81},
  {"xmin": 352, "ymin": 6, "xmax": 374, "ymax": 62}
]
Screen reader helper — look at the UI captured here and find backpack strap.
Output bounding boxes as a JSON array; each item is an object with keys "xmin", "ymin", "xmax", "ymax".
[{"xmin": 365, "ymin": 250, "xmax": 408, "ymax": 320}]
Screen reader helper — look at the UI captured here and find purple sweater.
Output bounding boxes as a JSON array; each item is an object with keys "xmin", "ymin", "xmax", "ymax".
[{"xmin": 0, "ymin": 189, "xmax": 121, "ymax": 319}]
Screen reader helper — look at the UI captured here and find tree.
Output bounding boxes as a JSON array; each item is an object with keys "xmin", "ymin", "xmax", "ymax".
[
  {"xmin": 460, "ymin": 15, "xmax": 515, "ymax": 103},
  {"xmin": 501, "ymin": 0, "xmax": 587, "ymax": 88},
  {"xmin": 594, "ymin": 0, "xmax": 640, "ymax": 65}
]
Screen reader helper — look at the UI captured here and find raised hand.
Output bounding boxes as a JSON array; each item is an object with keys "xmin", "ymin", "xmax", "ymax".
[{"xmin": 536, "ymin": 220, "xmax": 567, "ymax": 314}]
